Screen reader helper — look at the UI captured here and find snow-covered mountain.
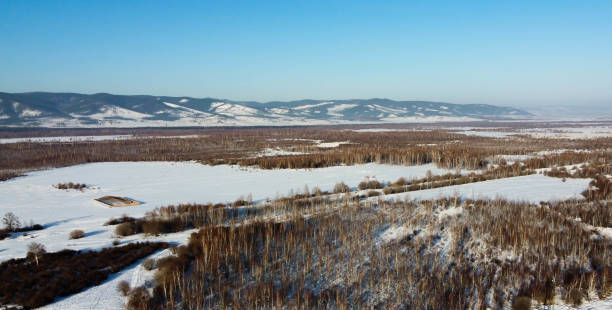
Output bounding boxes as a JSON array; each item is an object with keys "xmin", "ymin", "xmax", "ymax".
[{"xmin": 0, "ymin": 92, "xmax": 532, "ymax": 127}]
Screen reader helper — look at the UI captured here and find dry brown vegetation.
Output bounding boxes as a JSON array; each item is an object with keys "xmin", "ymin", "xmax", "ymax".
[
  {"xmin": 69, "ymin": 229, "xmax": 85, "ymax": 239},
  {"xmin": 134, "ymin": 194, "xmax": 612, "ymax": 309},
  {"xmin": 55, "ymin": 182, "xmax": 88, "ymax": 190},
  {"xmin": 92, "ymin": 168, "xmax": 612, "ymax": 309},
  {"xmin": 1, "ymin": 125, "xmax": 610, "ymax": 176},
  {"xmin": 0, "ymin": 171, "xmax": 22, "ymax": 181}
]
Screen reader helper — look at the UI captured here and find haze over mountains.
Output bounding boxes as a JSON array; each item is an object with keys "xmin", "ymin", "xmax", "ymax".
[{"xmin": 0, "ymin": 92, "xmax": 532, "ymax": 127}]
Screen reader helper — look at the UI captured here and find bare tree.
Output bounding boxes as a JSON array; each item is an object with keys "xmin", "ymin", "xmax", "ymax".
[
  {"xmin": 27, "ymin": 242, "xmax": 46, "ymax": 265},
  {"xmin": 2, "ymin": 212, "xmax": 20, "ymax": 231}
]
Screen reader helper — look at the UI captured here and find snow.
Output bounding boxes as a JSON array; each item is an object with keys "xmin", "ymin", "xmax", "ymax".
[
  {"xmin": 293, "ymin": 102, "xmax": 333, "ymax": 110},
  {"xmin": 381, "ymin": 174, "xmax": 590, "ymax": 203},
  {"xmin": 597, "ymin": 227, "xmax": 612, "ymax": 239},
  {"xmin": 351, "ymin": 128, "xmax": 428, "ymax": 133},
  {"xmin": 539, "ymin": 297, "xmax": 612, "ymax": 310},
  {"xmin": 0, "ymin": 135, "xmax": 207, "ymax": 144},
  {"xmin": 162, "ymin": 101, "xmax": 181, "ymax": 108},
  {"xmin": 371, "ymin": 104, "xmax": 403, "ymax": 114},
  {"xmin": 520, "ymin": 126, "xmax": 612, "ymax": 139},
  {"xmin": 209, "ymin": 102, "xmax": 226, "ymax": 109},
  {"xmin": 0, "ymin": 162, "xmax": 459, "ymax": 262},
  {"xmin": 269, "ymin": 108, "xmax": 289, "ymax": 114},
  {"xmin": 87, "ymin": 106, "xmax": 152, "ymax": 120},
  {"xmin": 256, "ymin": 147, "xmax": 307, "ymax": 157},
  {"xmin": 380, "ymin": 116, "xmax": 480, "ymax": 123},
  {"xmin": 160, "ymin": 102, "xmax": 210, "ymax": 118},
  {"xmin": 437, "ymin": 206, "xmax": 463, "ymax": 218},
  {"xmin": 452, "ymin": 126, "xmax": 612, "ymax": 139},
  {"xmin": 378, "ymin": 225, "xmax": 410, "ymax": 244},
  {"xmin": 8, "ymin": 110, "xmax": 503, "ymax": 128},
  {"xmin": 535, "ymin": 149, "xmax": 592, "ymax": 156},
  {"xmin": 20, "ymin": 108, "xmax": 42, "ymax": 117},
  {"xmin": 454, "ymin": 130, "xmax": 517, "ymax": 138},
  {"xmin": 316, "ymin": 141, "xmax": 352, "ymax": 148},
  {"xmin": 327, "ymin": 104, "xmax": 357, "ymax": 116},
  {"xmin": 496, "ymin": 154, "xmax": 533, "ymax": 161},
  {"xmin": 0, "ymin": 135, "xmax": 135, "ymax": 144},
  {"xmin": 210, "ymin": 102, "xmax": 258, "ymax": 116}
]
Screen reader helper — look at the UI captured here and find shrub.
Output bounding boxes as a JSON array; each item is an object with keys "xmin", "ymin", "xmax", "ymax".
[
  {"xmin": 117, "ymin": 280, "xmax": 131, "ymax": 296},
  {"xmin": 333, "ymin": 182, "xmax": 350, "ymax": 194},
  {"xmin": 532, "ymin": 279, "xmax": 555, "ymax": 305},
  {"xmin": 0, "ymin": 171, "xmax": 22, "ymax": 182},
  {"xmin": 367, "ymin": 190, "xmax": 381, "ymax": 197},
  {"xmin": 568, "ymin": 288, "xmax": 583, "ymax": 306},
  {"xmin": 116, "ymin": 222, "xmax": 137, "ymax": 237},
  {"xmin": 358, "ymin": 180, "xmax": 383, "ymax": 190},
  {"xmin": 55, "ymin": 182, "xmax": 87, "ymax": 190},
  {"xmin": 69, "ymin": 229, "xmax": 85, "ymax": 239},
  {"xmin": 512, "ymin": 296, "xmax": 531, "ymax": 310},
  {"xmin": 126, "ymin": 287, "xmax": 152, "ymax": 310},
  {"xmin": 232, "ymin": 197, "xmax": 249, "ymax": 207},
  {"xmin": 105, "ymin": 214, "xmax": 136, "ymax": 226},
  {"xmin": 358, "ymin": 181, "xmax": 368, "ymax": 190},
  {"xmin": 394, "ymin": 177, "xmax": 409, "ymax": 187},
  {"xmin": 112, "ymin": 239, "xmax": 121, "ymax": 246},
  {"xmin": 142, "ymin": 258, "xmax": 156, "ymax": 271}
]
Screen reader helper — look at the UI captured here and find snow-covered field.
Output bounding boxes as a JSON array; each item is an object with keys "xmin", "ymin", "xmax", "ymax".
[
  {"xmin": 0, "ymin": 161, "xmax": 601, "ymax": 309},
  {"xmin": 351, "ymin": 125, "xmax": 612, "ymax": 139},
  {"xmin": 0, "ymin": 162, "xmax": 458, "ymax": 262},
  {"xmin": 316, "ymin": 141, "xmax": 352, "ymax": 148},
  {"xmin": 0, "ymin": 135, "xmax": 135, "ymax": 144},
  {"xmin": 255, "ymin": 147, "xmax": 308, "ymax": 157},
  {"xmin": 520, "ymin": 126, "xmax": 612, "ymax": 139},
  {"xmin": 0, "ymin": 134, "xmax": 207, "ymax": 144},
  {"xmin": 0, "ymin": 162, "xmax": 591, "ymax": 263},
  {"xmin": 454, "ymin": 130, "xmax": 518, "ymax": 138},
  {"xmin": 381, "ymin": 174, "xmax": 590, "ymax": 203}
]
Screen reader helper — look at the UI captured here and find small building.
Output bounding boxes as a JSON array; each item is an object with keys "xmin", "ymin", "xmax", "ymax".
[{"xmin": 94, "ymin": 196, "xmax": 141, "ymax": 208}]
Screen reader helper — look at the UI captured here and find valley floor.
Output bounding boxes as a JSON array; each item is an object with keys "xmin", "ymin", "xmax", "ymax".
[{"xmin": 0, "ymin": 124, "xmax": 610, "ymax": 309}]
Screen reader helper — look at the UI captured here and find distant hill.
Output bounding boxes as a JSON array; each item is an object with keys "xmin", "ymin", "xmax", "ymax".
[{"xmin": 0, "ymin": 92, "xmax": 532, "ymax": 127}]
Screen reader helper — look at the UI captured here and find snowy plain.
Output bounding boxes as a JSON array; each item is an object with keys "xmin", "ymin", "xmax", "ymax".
[
  {"xmin": 0, "ymin": 161, "xmax": 600, "ymax": 309},
  {"xmin": 0, "ymin": 161, "xmax": 459, "ymax": 262},
  {"xmin": 380, "ymin": 174, "xmax": 590, "ymax": 203},
  {"xmin": 0, "ymin": 135, "xmax": 135, "ymax": 144},
  {"xmin": 0, "ymin": 134, "xmax": 207, "ymax": 144},
  {"xmin": 350, "ymin": 125, "xmax": 612, "ymax": 139}
]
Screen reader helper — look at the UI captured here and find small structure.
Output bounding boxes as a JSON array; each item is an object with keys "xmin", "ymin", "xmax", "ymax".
[{"xmin": 94, "ymin": 196, "xmax": 141, "ymax": 208}]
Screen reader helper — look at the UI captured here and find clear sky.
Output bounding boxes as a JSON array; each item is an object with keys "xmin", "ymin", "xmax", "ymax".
[{"xmin": 1, "ymin": 0, "xmax": 611, "ymax": 107}]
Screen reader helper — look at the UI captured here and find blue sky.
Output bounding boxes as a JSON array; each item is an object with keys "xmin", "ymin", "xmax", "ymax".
[{"xmin": 1, "ymin": 0, "xmax": 611, "ymax": 107}]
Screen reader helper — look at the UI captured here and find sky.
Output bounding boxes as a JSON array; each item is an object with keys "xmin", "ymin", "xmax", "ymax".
[{"xmin": 1, "ymin": 0, "xmax": 611, "ymax": 107}]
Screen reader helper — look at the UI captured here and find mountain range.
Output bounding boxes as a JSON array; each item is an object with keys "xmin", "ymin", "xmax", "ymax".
[{"xmin": 0, "ymin": 92, "xmax": 532, "ymax": 127}]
